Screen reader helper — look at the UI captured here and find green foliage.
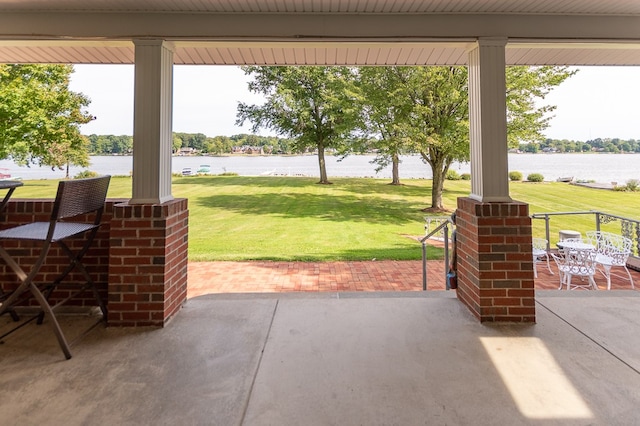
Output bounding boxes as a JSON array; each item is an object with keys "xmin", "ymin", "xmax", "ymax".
[
  {"xmin": 353, "ymin": 67, "xmax": 416, "ymax": 184},
  {"xmin": 445, "ymin": 169, "xmax": 461, "ymax": 180},
  {"xmin": 237, "ymin": 66, "xmax": 360, "ymax": 183},
  {"xmin": 460, "ymin": 173, "xmax": 471, "ymax": 180},
  {"xmin": 350, "ymin": 66, "xmax": 572, "ymax": 209},
  {"xmin": 519, "ymin": 137, "xmax": 640, "ymax": 154},
  {"xmin": 527, "ymin": 173, "xmax": 545, "ymax": 182},
  {"xmin": 625, "ymin": 179, "xmax": 640, "ymax": 192},
  {"xmin": 74, "ymin": 170, "xmax": 99, "ymax": 179},
  {"xmin": 505, "ymin": 66, "xmax": 575, "ymax": 147},
  {"xmin": 0, "ymin": 64, "xmax": 92, "ymax": 169},
  {"xmin": 509, "ymin": 171, "xmax": 523, "ymax": 181},
  {"xmin": 87, "ymin": 134, "xmax": 132, "ymax": 155}
]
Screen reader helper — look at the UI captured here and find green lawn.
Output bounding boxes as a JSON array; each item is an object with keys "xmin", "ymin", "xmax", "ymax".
[{"xmin": 10, "ymin": 176, "xmax": 640, "ymax": 261}]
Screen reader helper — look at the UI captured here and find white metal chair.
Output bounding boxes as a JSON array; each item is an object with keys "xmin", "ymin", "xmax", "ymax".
[
  {"xmin": 585, "ymin": 231, "xmax": 634, "ymax": 290},
  {"xmin": 532, "ymin": 237, "xmax": 553, "ymax": 278},
  {"xmin": 551, "ymin": 247, "xmax": 598, "ymax": 290}
]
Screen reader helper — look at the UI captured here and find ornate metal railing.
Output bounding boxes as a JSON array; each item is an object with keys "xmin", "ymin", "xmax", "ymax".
[{"xmin": 531, "ymin": 210, "xmax": 640, "ymax": 263}]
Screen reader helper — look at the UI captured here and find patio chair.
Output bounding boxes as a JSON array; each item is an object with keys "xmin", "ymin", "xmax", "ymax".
[
  {"xmin": 0, "ymin": 175, "xmax": 111, "ymax": 359},
  {"xmin": 550, "ymin": 247, "xmax": 598, "ymax": 290},
  {"xmin": 585, "ymin": 231, "xmax": 634, "ymax": 290},
  {"xmin": 532, "ymin": 237, "xmax": 553, "ymax": 278}
]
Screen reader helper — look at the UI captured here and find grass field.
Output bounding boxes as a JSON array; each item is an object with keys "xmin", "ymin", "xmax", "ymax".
[{"xmin": 9, "ymin": 176, "xmax": 640, "ymax": 261}]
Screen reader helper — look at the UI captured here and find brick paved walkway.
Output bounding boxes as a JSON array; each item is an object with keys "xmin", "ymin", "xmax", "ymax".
[{"xmin": 187, "ymin": 260, "xmax": 640, "ymax": 298}]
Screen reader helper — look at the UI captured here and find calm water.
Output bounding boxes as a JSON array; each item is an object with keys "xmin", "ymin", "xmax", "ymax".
[{"xmin": 0, "ymin": 153, "xmax": 638, "ymax": 183}]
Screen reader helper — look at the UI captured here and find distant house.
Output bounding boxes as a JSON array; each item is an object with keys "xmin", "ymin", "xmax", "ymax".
[
  {"xmin": 232, "ymin": 145, "xmax": 265, "ymax": 155},
  {"xmin": 178, "ymin": 147, "xmax": 196, "ymax": 156}
]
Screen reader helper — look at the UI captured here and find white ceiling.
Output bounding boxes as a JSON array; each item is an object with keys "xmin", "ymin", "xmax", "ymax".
[
  {"xmin": 1, "ymin": 0, "xmax": 640, "ymax": 15},
  {"xmin": 0, "ymin": 0, "xmax": 639, "ymax": 66}
]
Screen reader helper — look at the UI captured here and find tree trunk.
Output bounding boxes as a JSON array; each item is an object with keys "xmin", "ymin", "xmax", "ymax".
[
  {"xmin": 431, "ymin": 166, "xmax": 445, "ymax": 210},
  {"xmin": 65, "ymin": 162, "xmax": 70, "ymax": 179},
  {"xmin": 390, "ymin": 153, "xmax": 401, "ymax": 185},
  {"xmin": 317, "ymin": 144, "xmax": 331, "ymax": 184}
]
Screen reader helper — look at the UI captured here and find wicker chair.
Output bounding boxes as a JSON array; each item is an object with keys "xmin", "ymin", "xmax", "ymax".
[{"xmin": 0, "ymin": 175, "xmax": 111, "ymax": 359}]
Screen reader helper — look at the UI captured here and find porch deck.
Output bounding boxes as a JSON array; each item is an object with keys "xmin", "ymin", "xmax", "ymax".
[
  {"xmin": 2, "ymin": 287, "xmax": 639, "ymax": 425},
  {"xmin": 2, "ymin": 260, "xmax": 640, "ymax": 424}
]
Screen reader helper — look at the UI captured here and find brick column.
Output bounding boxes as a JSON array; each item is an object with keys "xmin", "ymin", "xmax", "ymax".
[
  {"xmin": 456, "ymin": 197, "xmax": 535, "ymax": 322},
  {"xmin": 108, "ymin": 198, "xmax": 188, "ymax": 326}
]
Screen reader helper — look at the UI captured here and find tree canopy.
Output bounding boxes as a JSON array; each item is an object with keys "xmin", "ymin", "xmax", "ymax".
[
  {"xmin": 237, "ymin": 65, "xmax": 573, "ymax": 208},
  {"xmin": 354, "ymin": 65, "xmax": 574, "ymax": 210},
  {"xmin": 236, "ymin": 66, "xmax": 360, "ymax": 184},
  {"xmin": 0, "ymin": 64, "xmax": 93, "ymax": 171}
]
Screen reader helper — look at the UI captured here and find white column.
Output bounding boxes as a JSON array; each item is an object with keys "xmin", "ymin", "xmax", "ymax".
[
  {"xmin": 131, "ymin": 39, "xmax": 174, "ymax": 204},
  {"xmin": 468, "ymin": 38, "xmax": 511, "ymax": 202}
]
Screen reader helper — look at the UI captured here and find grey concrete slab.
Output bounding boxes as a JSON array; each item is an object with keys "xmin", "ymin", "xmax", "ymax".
[
  {"xmin": 245, "ymin": 294, "xmax": 640, "ymax": 425},
  {"xmin": 0, "ymin": 298, "xmax": 278, "ymax": 425},
  {"xmin": 2, "ymin": 292, "xmax": 640, "ymax": 425},
  {"xmin": 536, "ymin": 290, "xmax": 640, "ymax": 373}
]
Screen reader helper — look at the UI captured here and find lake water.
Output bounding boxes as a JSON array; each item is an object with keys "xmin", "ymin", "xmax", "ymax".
[{"xmin": 0, "ymin": 153, "xmax": 638, "ymax": 184}]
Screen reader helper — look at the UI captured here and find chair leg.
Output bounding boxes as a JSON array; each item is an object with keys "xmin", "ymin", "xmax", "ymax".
[
  {"xmin": 58, "ymin": 241, "xmax": 108, "ymax": 320},
  {"xmin": 601, "ymin": 265, "xmax": 612, "ymax": 290},
  {"xmin": 29, "ymin": 283, "xmax": 72, "ymax": 359},
  {"xmin": 545, "ymin": 255, "xmax": 554, "ymax": 275},
  {"xmin": 624, "ymin": 266, "xmax": 635, "ymax": 289}
]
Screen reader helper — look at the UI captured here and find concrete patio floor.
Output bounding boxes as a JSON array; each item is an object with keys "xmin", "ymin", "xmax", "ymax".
[{"xmin": 2, "ymin": 289, "xmax": 640, "ymax": 425}]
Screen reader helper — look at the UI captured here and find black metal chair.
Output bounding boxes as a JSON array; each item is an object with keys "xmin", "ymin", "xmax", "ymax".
[{"xmin": 0, "ymin": 175, "xmax": 111, "ymax": 359}]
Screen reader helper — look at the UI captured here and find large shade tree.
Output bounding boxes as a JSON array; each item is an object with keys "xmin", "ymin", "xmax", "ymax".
[
  {"xmin": 354, "ymin": 67, "xmax": 414, "ymax": 185},
  {"xmin": 236, "ymin": 66, "xmax": 360, "ymax": 184},
  {"xmin": 0, "ymin": 64, "xmax": 93, "ymax": 174},
  {"xmin": 357, "ymin": 65, "xmax": 574, "ymax": 210}
]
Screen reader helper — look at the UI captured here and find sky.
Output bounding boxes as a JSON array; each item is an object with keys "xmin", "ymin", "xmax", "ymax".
[{"xmin": 68, "ymin": 64, "xmax": 640, "ymax": 141}]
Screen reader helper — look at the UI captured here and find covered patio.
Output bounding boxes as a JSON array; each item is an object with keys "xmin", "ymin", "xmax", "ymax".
[
  {"xmin": 2, "ymin": 290, "xmax": 640, "ymax": 424},
  {"xmin": 2, "ymin": 1, "xmax": 639, "ymax": 327}
]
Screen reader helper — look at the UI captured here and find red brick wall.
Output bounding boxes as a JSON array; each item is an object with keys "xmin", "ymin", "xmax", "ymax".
[
  {"xmin": 0, "ymin": 198, "xmax": 189, "ymax": 327},
  {"xmin": 108, "ymin": 199, "xmax": 189, "ymax": 326},
  {"xmin": 456, "ymin": 197, "xmax": 535, "ymax": 322},
  {"xmin": 0, "ymin": 199, "xmax": 124, "ymax": 308}
]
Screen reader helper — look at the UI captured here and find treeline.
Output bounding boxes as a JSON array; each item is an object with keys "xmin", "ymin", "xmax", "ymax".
[
  {"xmin": 86, "ymin": 133, "xmax": 298, "ymax": 155},
  {"xmin": 519, "ymin": 138, "xmax": 640, "ymax": 153},
  {"xmin": 88, "ymin": 133, "xmax": 640, "ymax": 156}
]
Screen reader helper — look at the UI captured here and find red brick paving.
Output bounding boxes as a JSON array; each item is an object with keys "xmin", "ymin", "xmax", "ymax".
[{"xmin": 187, "ymin": 260, "xmax": 639, "ymax": 298}]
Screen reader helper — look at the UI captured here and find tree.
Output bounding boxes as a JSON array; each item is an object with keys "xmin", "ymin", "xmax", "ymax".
[
  {"xmin": 236, "ymin": 66, "xmax": 360, "ymax": 184},
  {"xmin": 0, "ymin": 64, "xmax": 93, "ymax": 170},
  {"xmin": 354, "ymin": 67, "xmax": 415, "ymax": 185},
  {"xmin": 393, "ymin": 66, "xmax": 470, "ymax": 211},
  {"xmin": 357, "ymin": 66, "xmax": 574, "ymax": 210}
]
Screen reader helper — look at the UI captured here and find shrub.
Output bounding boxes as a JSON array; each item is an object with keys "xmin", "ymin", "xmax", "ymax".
[
  {"xmin": 612, "ymin": 185, "xmax": 628, "ymax": 192},
  {"xmin": 460, "ymin": 173, "xmax": 471, "ymax": 181},
  {"xmin": 625, "ymin": 179, "xmax": 640, "ymax": 192},
  {"xmin": 527, "ymin": 173, "xmax": 544, "ymax": 182},
  {"xmin": 445, "ymin": 169, "xmax": 461, "ymax": 180},
  {"xmin": 509, "ymin": 171, "xmax": 523, "ymax": 181},
  {"xmin": 74, "ymin": 170, "xmax": 99, "ymax": 179}
]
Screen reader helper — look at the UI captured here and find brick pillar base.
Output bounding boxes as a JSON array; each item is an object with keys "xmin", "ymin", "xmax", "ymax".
[
  {"xmin": 456, "ymin": 197, "xmax": 535, "ymax": 323},
  {"xmin": 108, "ymin": 199, "xmax": 188, "ymax": 327}
]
